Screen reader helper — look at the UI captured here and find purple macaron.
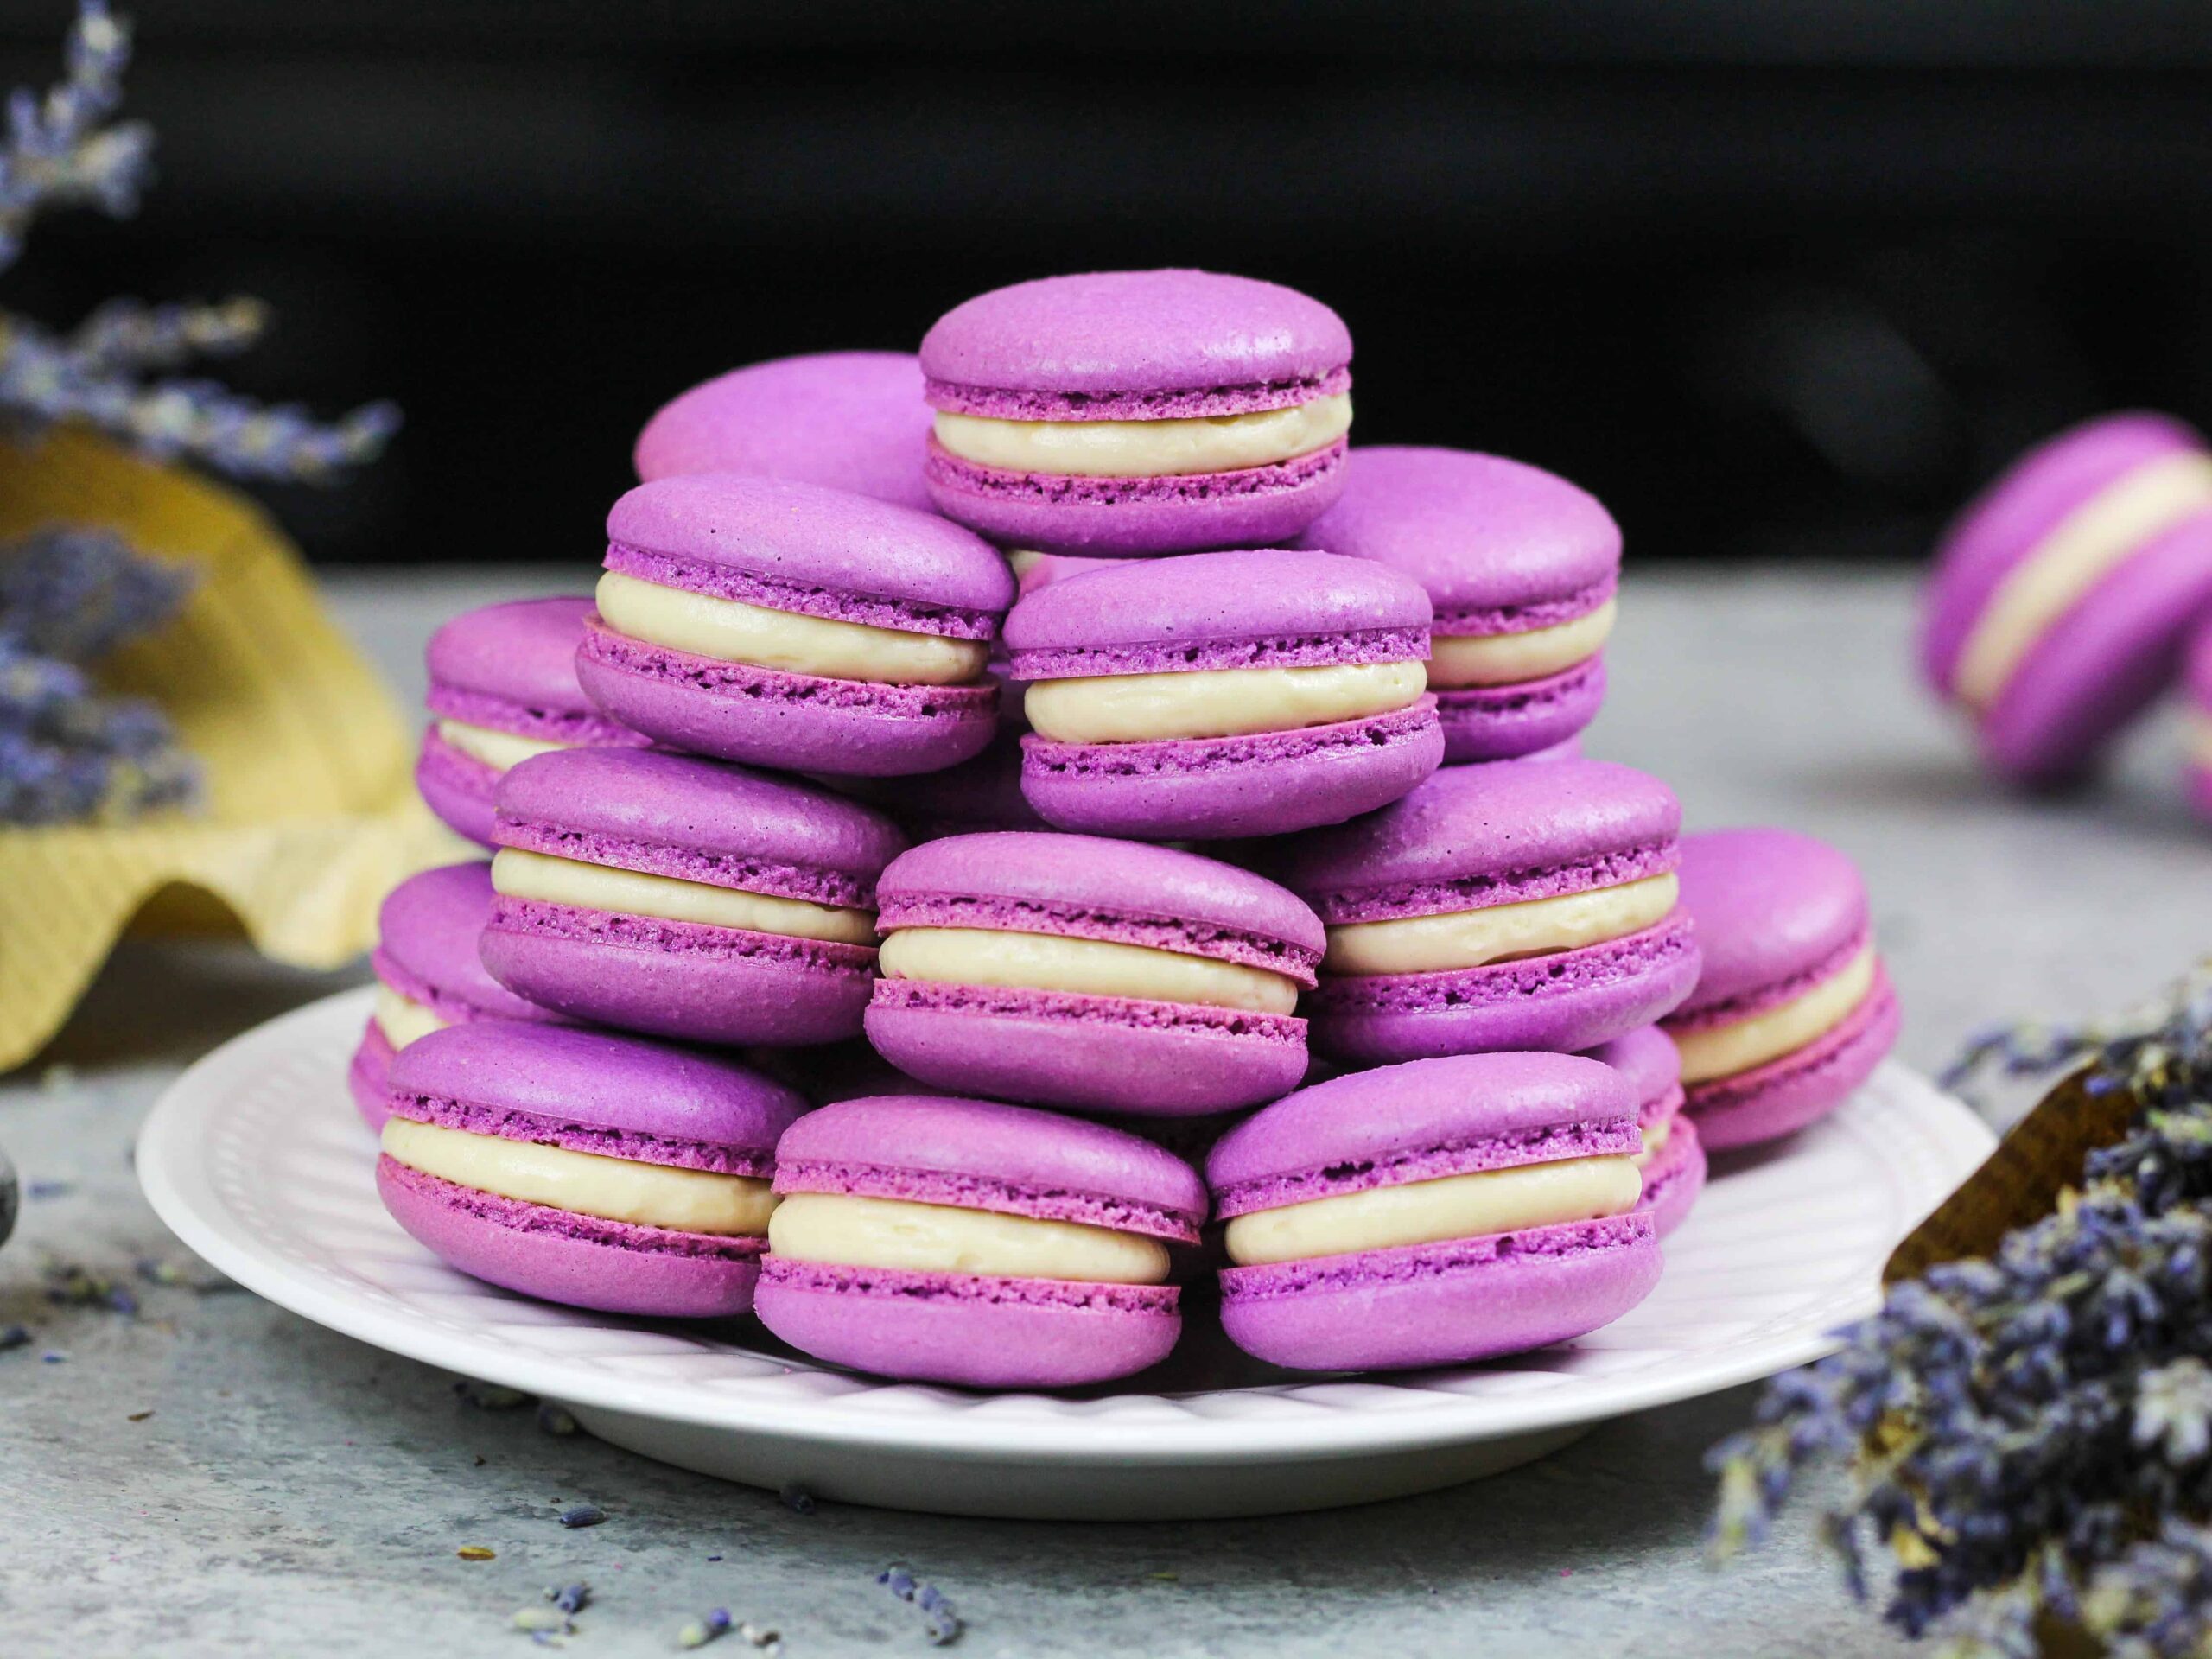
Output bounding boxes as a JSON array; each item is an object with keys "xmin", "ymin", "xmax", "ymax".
[
  {"xmin": 1587, "ymin": 1024, "xmax": 1704, "ymax": 1239},
  {"xmin": 377, "ymin": 1020, "xmax": 807, "ymax": 1318},
  {"xmin": 1207, "ymin": 1052, "xmax": 1662, "ymax": 1372},
  {"xmin": 577, "ymin": 474, "xmax": 1014, "ymax": 777},
  {"xmin": 756, "ymin": 1095, "xmax": 1208, "ymax": 1387},
  {"xmin": 1660, "ymin": 828, "xmax": 1900, "ymax": 1150},
  {"xmin": 1294, "ymin": 447, "xmax": 1619, "ymax": 763},
  {"xmin": 2188, "ymin": 614, "xmax": 2212, "ymax": 823},
  {"xmin": 867, "ymin": 831, "xmax": 1324, "ymax": 1116},
  {"xmin": 632, "ymin": 350, "xmax": 934, "ymax": 512},
  {"xmin": 351, "ymin": 861, "xmax": 568, "ymax": 1133},
  {"xmin": 416, "ymin": 597, "xmax": 645, "ymax": 847},
  {"xmin": 920, "ymin": 270, "xmax": 1353, "ymax": 556},
  {"xmin": 1921, "ymin": 412, "xmax": 2212, "ymax": 788},
  {"xmin": 480, "ymin": 747, "xmax": 906, "ymax": 1046},
  {"xmin": 1276, "ymin": 758, "xmax": 1700, "ymax": 1062},
  {"xmin": 1005, "ymin": 549, "xmax": 1443, "ymax": 840}
]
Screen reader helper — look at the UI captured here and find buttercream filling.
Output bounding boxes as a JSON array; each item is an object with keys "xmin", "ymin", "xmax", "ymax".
[
  {"xmin": 2190, "ymin": 708, "xmax": 2212, "ymax": 766},
  {"xmin": 1634, "ymin": 1116, "xmax": 1673, "ymax": 1167},
  {"xmin": 766, "ymin": 1192, "xmax": 1170, "ymax": 1284},
  {"xmin": 435, "ymin": 718, "xmax": 569, "ymax": 773},
  {"xmin": 381, "ymin": 1117, "xmax": 776, "ymax": 1235},
  {"xmin": 1222, "ymin": 1154, "xmax": 1642, "ymax": 1267},
  {"xmin": 876, "ymin": 925, "xmax": 1298, "ymax": 1014},
  {"xmin": 1323, "ymin": 874, "xmax": 1680, "ymax": 976},
  {"xmin": 594, "ymin": 569, "xmax": 988, "ymax": 686},
  {"xmin": 932, "ymin": 392, "xmax": 1352, "ymax": 479},
  {"xmin": 1428, "ymin": 600, "xmax": 1617, "ymax": 690},
  {"xmin": 491, "ymin": 847, "xmax": 876, "ymax": 944},
  {"xmin": 1674, "ymin": 947, "xmax": 1878, "ymax": 1084},
  {"xmin": 1955, "ymin": 450, "xmax": 2212, "ymax": 710},
  {"xmin": 372, "ymin": 983, "xmax": 447, "ymax": 1049},
  {"xmin": 1025, "ymin": 660, "xmax": 1427, "ymax": 744}
]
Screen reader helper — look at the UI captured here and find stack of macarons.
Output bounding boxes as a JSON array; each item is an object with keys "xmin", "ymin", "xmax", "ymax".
[{"xmin": 364, "ymin": 265, "xmax": 1901, "ymax": 1390}]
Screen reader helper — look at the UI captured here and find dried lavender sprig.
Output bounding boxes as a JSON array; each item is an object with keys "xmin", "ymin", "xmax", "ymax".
[
  {"xmin": 0, "ymin": 0, "xmax": 148, "ymax": 274},
  {"xmin": 877, "ymin": 1563, "xmax": 961, "ymax": 1646},
  {"xmin": 0, "ymin": 525, "xmax": 191, "ymax": 660},
  {"xmin": 67, "ymin": 296, "xmax": 266, "ymax": 372},
  {"xmin": 676, "ymin": 1610, "xmax": 732, "ymax": 1650}
]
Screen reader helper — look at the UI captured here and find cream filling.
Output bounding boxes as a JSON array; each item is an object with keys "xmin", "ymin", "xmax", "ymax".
[
  {"xmin": 1323, "ymin": 874, "xmax": 1679, "ymax": 976},
  {"xmin": 2190, "ymin": 709, "xmax": 2212, "ymax": 767},
  {"xmin": 594, "ymin": 569, "xmax": 988, "ymax": 687},
  {"xmin": 381, "ymin": 1117, "xmax": 777, "ymax": 1236},
  {"xmin": 1674, "ymin": 947, "xmax": 1878, "ymax": 1085},
  {"xmin": 1024, "ymin": 660, "xmax": 1427, "ymax": 744},
  {"xmin": 877, "ymin": 925, "xmax": 1297, "ymax": 1014},
  {"xmin": 767, "ymin": 1192, "xmax": 1170, "ymax": 1284},
  {"xmin": 491, "ymin": 846, "xmax": 876, "ymax": 945},
  {"xmin": 1223, "ymin": 1155, "xmax": 1641, "ymax": 1268},
  {"xmin": 1427, "ymin": 601, "xmax": 1617, "ymax": 690},
  {"xmin": 1633, "ymin": 1116, "xmax": 1673, "ymax": 1168},
  {"xmin": 1955, "ymin": 450, "xmax": 2212, "ymax": 710},
  {"xmin": 933, "ymin": 393, "xmax": 1352, "ymax": 479},
  {"xmin": 435, "ymin": 718, "xmax": 569, "ymax": 773},
  {"xmin": 372, "ymin": 983, "xmax": 447, "ymax": 1049}
]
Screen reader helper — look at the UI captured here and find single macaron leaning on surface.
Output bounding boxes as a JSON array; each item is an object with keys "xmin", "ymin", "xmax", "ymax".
[
  {"xmin": 1660, "ymin": 828, "xmax": 1900, "ymax": 1151},
  {"xmin": 1005, "ymin": 549, "xmax": 1443, "ymax": 840},
  {"xmin": 377, "ymin": 1020, "xmax": 807, "ymax": 1318},
  {"xmin": 755, "ymin": 1095, "xmax": 1209, "ymax": 1387},
  {"xmin": 1586, "ymin": 1024, "xmax": 1703, "ymax": 1239},
  {"xmin": 2188, "ymin": 613, "xmax": 2212, "ymax": 823},
  {"xmin": 1920, "ymin": 411, "xmax": 2212, "ymax": 789},
  {"xmin": 577, "ymin": 474, "xmax": 1014, "ymax": 776},
  {"xmin": 1277, "ymin": 758, "xmax": 1701, "ymax": 1063},
  {"xmin": 351, "ymin": 861, "xmax": 569, "ymax": 1133},
  {"xmin": 920, "ymin": 269, "xmax": 1353, "ymax": 557},
  {"xmin": 416, "ymin": 596, "xmax": 646, "ymax": 848},
  {"xmin": 1294, "ymin": 447, "xmax": 1619, "ymax": 764},
  {"xmin": 632, "ymin": 350, "xmax": 934, "ymax": 512},
  {"xmin": 480, "ymin": 747, "xmax": 906, "ymax": 1046},
  {"xmin": 866, "ymin": 831, "xmax": 1325, "ymax": 1116},
  {"xmin": 1206, "ymin": 1052, "xmax": 1662, "ymax": 1372}
]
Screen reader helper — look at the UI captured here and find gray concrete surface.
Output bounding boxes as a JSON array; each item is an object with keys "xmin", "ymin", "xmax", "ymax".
[{"xmin": 3, "ymin": 564, "xmax": 2206, "ymax": 1657}]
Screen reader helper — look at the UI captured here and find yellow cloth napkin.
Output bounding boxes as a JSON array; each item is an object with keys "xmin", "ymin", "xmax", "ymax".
[{"xmin": 0, "ymin": 427, "xmax": 453, "ymax": 1071}]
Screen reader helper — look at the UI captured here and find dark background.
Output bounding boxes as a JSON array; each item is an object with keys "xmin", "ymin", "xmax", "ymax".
[{"xmin": 5, "ymin": 0, "xmax": 2212, "ymax": 567}]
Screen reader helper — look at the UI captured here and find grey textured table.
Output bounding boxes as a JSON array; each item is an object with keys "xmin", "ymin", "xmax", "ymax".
[{"xmin": 5, "ymin": 565, "xmax": 2208, "ymax": 1658}]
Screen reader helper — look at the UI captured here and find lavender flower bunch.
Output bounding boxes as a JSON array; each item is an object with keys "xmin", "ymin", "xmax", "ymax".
[{"xmin": 1709, "ymin": 962, "xmax": 2212, "ymax": 1656}]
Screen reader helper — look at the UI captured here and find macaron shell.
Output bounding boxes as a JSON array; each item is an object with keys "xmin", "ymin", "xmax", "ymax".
[
  {"xmin": 1583, "ymin": 1024, "xmax": 1682, "ymax": 1116},
  {"xmin": 415, "ymin": 727, "xmax": 499, "ymax": 848},
  {"xmin": 350, "ymin": 1020, "xmax": 396, "ymax": 1132},
  {"xmin": 378, "ymin": 1159, "xmax": 765, "ymax": 1319},
  {"xmin": 1433, "ymin": 656, "xmax": 1606, "ymax": 763},
  {"xmin": 1217, "ymin": 1212, "xmax": 1661, "ymax": 1372},
  {"xmin": 754, "ymin": 1259, "xmax": 1180, "ymax": 1388},
  {"xmin": 376, "ymin": 863, "xmax": 552, "ymax": 1024},
  {"xmin": 425, "ymin": 596, "xmax": 605, "ymax": 715},
  {"xmin": 1670, "ymin": 828, "xmax": 1868, "ymax": 1018},
  {"xmin": 1687, "ymin": 964, "xmax": 1901, "ymax": 1150},
  {"xmin": 1637, "ymin": 1115, "xmax": 1706, "ymax": 1238}
]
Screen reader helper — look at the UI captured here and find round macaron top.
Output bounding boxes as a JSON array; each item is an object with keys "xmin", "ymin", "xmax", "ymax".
[
  {"xmin": 772, "ymin": 1094, "xmax": 1210, "ymax": 1241},
  {"xmin": 494, "ymin": 747, "xmax": 907, "ymax": 906},
  {"xmin": 1274, "ymin": 758, "xmax": 1681, "ymax": 925},
  {"xmin": 2190, "ymin": 612, "xmax": 2212, "ymax": 706},
  {"xmin": 1205, "ymin": 1052, "xmax": 1639, "ymax": 1219},
  {"xmin": 606, "ymin": 474, "xmax": 1014, "ymax": 621},
  {"xmin": 1294, "ymin": 447, "xmax": 1621, "ymax": 622},
  {"xmin": 425, "ymin": 596, "xmax": 600, "ymax": 713},
  {"xmin": 1585, "ymin": 1024, "xmax": 1681, "ymax": 1114},
  {"xmin": 631, "ymin": 350, "xmax": 933, "ymax": 512},
  {"xmin": 375, "ymin": 861, "xmax": 545, "ymax": 1020},
  {"xmin": 1670, "ymin": 828, "xmax": 1870, "ymax": 1018},
  {"xmin": 1921, "ymin": 412, "xmax": 2206, "ymax": 696},
  {"xmin": 388, "ymin": 1020, "xmax": 809, "ymax": 1153},
  {"xmin": 920, "ymin": 270, "xmax": 1351, "ymax": 418},
  {"xmin": 874, "ymin": 831, "xmax": 1325, "ymax": 976}
]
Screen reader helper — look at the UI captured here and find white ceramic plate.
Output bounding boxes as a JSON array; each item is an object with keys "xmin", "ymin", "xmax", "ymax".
[{"xmin": 138, "ymin": 988, "xmax": 1993, "ymax": 1520}]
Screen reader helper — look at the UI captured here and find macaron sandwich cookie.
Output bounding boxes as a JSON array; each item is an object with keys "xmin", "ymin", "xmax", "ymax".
[
  {"xmin": 756, "ymin": 1095, "xmax": 1209, "ymax": 1386},
  {"xmin": 352, "ymin": 861, "xmax": 565, "ymax": 1132},
  {"xmin": 2190, "ymin": 615, "xmax": 2212, "ymax": 823},
  {"xmin": 632, "ymin": 350, "xmax": 934, "ymax": 512},
  {"xmin": 1279, "ymin": 759, "xmax": 1700, "ymax": 1062},
  {"xmin": 378, "ymin": 1021, "xmax": 806, "ymax": 1317},
  {"xmin": 867, "ymin": 831, "xmax": 1325, "ymax": 1116},
  {"xmin": 1004, "ymin": 549, "xmax": 1443, "ymax": 839},
  {"xmin": 1588, "ymin": 1024, "xmax": 1704, "ymax": 1238},
  {"xmin": 920, "ymin": 269, "xmax": 1353, "ymax": 556},
  {"xmin": 1295, "ymin": 447, "xmax": 1619, "ymax": 763},
  {"xmin": 1661, "ymin": 828, "xmax": 1899, "ymax": 1150},
  {"xmin": 1206, "ymin": 1053, "xmax": 1662, "ymax": 1372},
  {"xmin": 417, "ymin": 596, "xmax": 645, "ymax": 847},
  {"xmin": 480, "ymin": 747, "xmax": 906, "ymax": 1046},
  {"xmin": 1921, "ymin": 412, "xmax": 2212, "ymax": 787},
  {"xmin": 577, "ymin": 474, "xmax": 1015, "ymax": 777}
]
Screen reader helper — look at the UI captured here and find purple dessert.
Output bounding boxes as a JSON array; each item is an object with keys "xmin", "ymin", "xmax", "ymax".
[
  {"xmin": 2189, "ymin": 613, "xmax": 2212, "ymax": 823},
  {"xmin": 1586, "ymin": 1023, "xmax": 1703, "ymax": 1239}
]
